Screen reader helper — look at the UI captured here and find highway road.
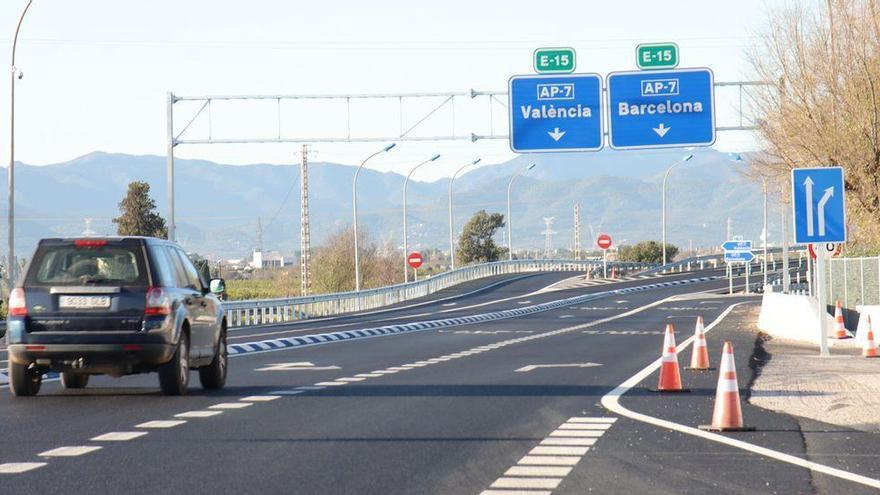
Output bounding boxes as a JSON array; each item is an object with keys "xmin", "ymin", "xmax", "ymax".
[{"xmin": 3, "ymin": 266, "xmax": 877, "ymax": 494}]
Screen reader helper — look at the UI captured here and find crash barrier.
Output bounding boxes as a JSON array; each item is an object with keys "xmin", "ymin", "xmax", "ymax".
[
  {"xmin": 757, "ymin": 291, "xmax": 838, "ymax": 346},
  {"xmin": 222, "ymin": 259, "xmax": 654, "ymax": 328}
]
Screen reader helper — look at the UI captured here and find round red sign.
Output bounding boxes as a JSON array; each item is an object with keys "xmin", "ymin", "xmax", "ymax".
[
  {"xmin": 808, "ymin": 243, "xmax": 842, "ymax": 260},
  {"xmin": 596, "ymin": 234, "xmax": 612, "ymax": 250},
  {"xmin": 407, "ymin": 252, "xmax": 423, "ymax": 269}
]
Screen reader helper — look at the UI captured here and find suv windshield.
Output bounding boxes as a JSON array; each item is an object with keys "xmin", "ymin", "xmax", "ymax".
[{"xmin": 25, "ymin": 241, "xmax": 148, "ymax": 287}]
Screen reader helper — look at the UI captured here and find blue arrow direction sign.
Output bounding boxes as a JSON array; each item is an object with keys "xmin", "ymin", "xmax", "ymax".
[
  {"xmin": 721, "ymin": 240, "xmax": 752, "ymax": 252},
  {"xmin": 791, "ymin": 167, "xmax": 846, "ymax": 244},
  {"xmin": 724, "ymin": 250, "xmax": 755, "ymax": 263},
  {"xmin": 508, "ymin": 73, "xmax": 603, "ymax": 153},
  {"xmin": 606, "ymin": 67, "xmax": 715, "ymax": 150}
]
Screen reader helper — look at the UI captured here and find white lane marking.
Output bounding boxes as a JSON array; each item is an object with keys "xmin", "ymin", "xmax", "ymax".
[
  {"xmin": 209, "ymin": 402, "xmax": 253, "ymax": 410},
  {"xmin": 530, "ymin": 446, "xmax": 589, "ymax": 456},
  {"xmin": 491, "ymin": 478, "xmax": 561, "ymax": 489},
  {"xmin": 548, "ymin": 430, "xmax": 604, "ymax": 438},
  {"xmin": 540, "ymin": 438, "xmax": 597, "ymax": 446},
  {"xmin": 295, "ymin": 385, "xmax": 326, "ymax": 390},
  {"xmin": 39, "ymin": 446, "xmax": 102, "ymax": 457},
  {"xmin": 442, "ymin": 303, "xmax": 457, "ymax": 307},
  {"xmin": 314, "ymin": 381, "xmax": 346, "ymax": 386},
  {"xmin": 137, "ymin": 420, "xmax": 186, "ymax": 428},
  {"xmin": 174, "ymin": 410, "xmax": 223, "ymax": 418},
  {"xmin": 481, "ymin": 491, "xmax": 551, "ymax": 495},
  {"xmin": 356, "ymin": 373, "xmax": 383, "ymax": 378},
  {"xmin": 601, "ymin": 301, "xmax": 880, "ymax": 491},
  {"xmin": 515, "ymin": 363, "xmax": 602, "ymax": 373},
  {"xmin": 335, "ymin": 377, "xmax": 365, "ymax": 382},
  {"xmin": 0, "ymin": 462, "xmax": 47, "ymax": 474},
  {"xmin": 91, "ymin": 432, "xmax": 148, "ymax": 441},
  {"xmin": 387, "ymin": 367, "xmax": 410, "ymax": 371},
  {"xmin": 373, "ymin": 370, "xmax": 398, "ymax": 374},
  {"xmin": 256, "ymin": 362, "xmax": 341, "ymax": 372},
  {"xmin": 517, "ymin": 455, "xmax": 581, "ymax": 466},
  {"xmin": 270, "ymin": 390, "xmax": 305, "ymax": 395},
  {"xmin": 559, "ymin": 315, "xmax": 574, "ymax": 319},
  {"xmin": 568, "ymin": 417, "xmax": 617, "ymax": 423},
  {"xmin": 517, "ymin": 300, "xmax": 533, "ymax": 304},
  {"xmin": 557, "ymin": 423, "xmax": 612, "ymax": 430},
  {"xmin": 240, "ymin": 395, "xmax": 281, "ymax": 402},
  {"xmin": 505, "ymin": 465, "xmax": 573, "ymax": 477}
]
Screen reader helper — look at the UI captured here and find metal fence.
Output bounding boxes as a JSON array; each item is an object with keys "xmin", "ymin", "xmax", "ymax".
[
  {"xmin": 825, "ymin": 256, "xmax": 880, "ymax": 309},
  {"xmin": 222, "ymin": 258, "xmax": 653, "ymax": 328}
]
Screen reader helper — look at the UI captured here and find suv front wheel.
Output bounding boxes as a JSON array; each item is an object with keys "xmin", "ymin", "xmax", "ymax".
[
  {"xmin": 9, "ymin": 362, "xmax": 42, "ymax": 397},
  {"xmin": 159, "ymin": 331, "xmax": 190, "ymax": 396}
]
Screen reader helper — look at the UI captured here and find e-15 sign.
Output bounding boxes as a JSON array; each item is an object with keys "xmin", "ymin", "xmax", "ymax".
[
  {"xmin": 636, "ymin": 43, "xmax": 679, "ymax": 70},
  {"xmin": 533, "ymin": 47, "xmax": 576, "ymax": 74}
]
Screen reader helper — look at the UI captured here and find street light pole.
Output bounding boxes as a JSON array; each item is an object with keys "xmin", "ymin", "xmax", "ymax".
[
  {"xmin": 762, "ymin": 176, "xmax": 769, "ymax": 287},
  {"xmin": 661, "ymin": 154, "xmax": 693, "ymax": 267},
  {"xmin": 402, "ymin": 153, "xmax": 440, "ymax": 283},
  {"xmin": 507, "ymin": 163, "xmax": 536, "ymax": 261},
  {"xmin": 8, "ymin": 0, "xmax": 34, "ymax": 290},
  {"xmin": 448, "ymin": 158, "xmax": 481, "ymax": 270},
  {"xmin": 352, "ymin": 143, "xmax": 395, "ymax": 292}
]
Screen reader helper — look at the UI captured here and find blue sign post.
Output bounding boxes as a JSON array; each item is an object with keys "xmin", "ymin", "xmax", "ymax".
[
  {"xmin": 791, "ymin": 167, "xmax": 846, "ymax": 244},
  {"xmin": 508, "ymin": 73, "xmax": 603, "ymax": 153},
  {"xmin": 606, "ymin": 68, "xmax": 715, "ymax": 150}
]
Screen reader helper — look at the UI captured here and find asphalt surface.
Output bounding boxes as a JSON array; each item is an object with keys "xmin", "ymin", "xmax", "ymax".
[{"xmin": 3, "ymin": 265, "xmax": 867, "ymax": 494}]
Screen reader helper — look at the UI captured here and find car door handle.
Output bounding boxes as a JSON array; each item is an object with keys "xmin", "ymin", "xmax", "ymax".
[{"xmin": 199, "ymin": 300, "xmax": 208, "ymax": 308}]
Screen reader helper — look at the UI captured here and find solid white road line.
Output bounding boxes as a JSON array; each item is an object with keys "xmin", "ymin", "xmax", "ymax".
[
  {"xmin": 209, "ymin": 402, "xmax": 253, "ymax": 410},
  {"xmin": 240, "ymin": 395, "xmax": 281, "ymax": 402},
  {"xmin": 601, "ymin": 301, "xmax": 880, "ymax": 491},
  {"xmin": 39, "ymin": 446, "xmax": 102, "ymax": 457},
  {"xmin": 136, "ymin": 420, "xmax": 186, "ymax": 428},
  {"xmin": 174, "ymin": 410, "xmax": 223, "ymax": 418},
  {"xmin": 90, "ymin": 432, "xmax": 148, "ymax": 441},
  {"xmin": 0, "ymin": 462, "xmax": 47, "ymax": 474},
  {"xmin": 505, "ymin": 465, "xmax": 573, "ymax": 477}
]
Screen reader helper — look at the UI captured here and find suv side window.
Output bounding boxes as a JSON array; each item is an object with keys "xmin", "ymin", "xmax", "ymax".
[
  {"xmin": 162, "ymin": 246, "xmax": 190, "ymax": 289},
  {"xmin": 174, "ymin": 248, "xmax": 203, "ymax": 291},
  {"xmin": 147, "ymin": 245, "xmax": 175, "ymax": 287}
]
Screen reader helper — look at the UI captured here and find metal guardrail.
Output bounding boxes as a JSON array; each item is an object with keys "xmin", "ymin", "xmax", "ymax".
[{"xmin": 222, "ymin": 259, "xmax": 654, "ymax": 328}]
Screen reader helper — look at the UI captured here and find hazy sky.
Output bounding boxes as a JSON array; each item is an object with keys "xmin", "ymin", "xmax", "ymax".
[{"xmin": 0, "ymin": 0, "xmax": 818, "ymax": 180}]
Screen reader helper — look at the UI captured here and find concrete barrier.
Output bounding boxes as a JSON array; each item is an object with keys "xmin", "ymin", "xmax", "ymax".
[{"xmin": 757, "ymin": 292, "xmax": 840, "ymax": 346}]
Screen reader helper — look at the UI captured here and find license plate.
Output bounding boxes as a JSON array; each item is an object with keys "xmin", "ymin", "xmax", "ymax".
[{"xmin": 59, "ymin": 295, "xmax": 111, "ymax": 309}]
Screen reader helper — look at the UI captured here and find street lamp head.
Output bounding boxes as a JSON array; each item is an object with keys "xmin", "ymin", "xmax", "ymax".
[
  {"xmin": 683, "ymin": 154, "xmax": 694, "ymax": 162},
  {"xmin": 526, "ymin": 163, "xmax": 536, "ymax": 170},
  {"xmin": 472, "ymin": 158, "xmax": 482, "ymax": 165},
  {"xmin": 726, "ymin": 152, "xmax": 744, "ymax": 162},
  {"xmin": 15, "ymin": 70, "xmax": 23, "ymax": 80},
  {"xmin": 383, "ymin": 143, "xmax": 396, "ymax": 152},
  {"xmin": 430, "ymin": 154, "xmax": 441, "ymax": 161}
]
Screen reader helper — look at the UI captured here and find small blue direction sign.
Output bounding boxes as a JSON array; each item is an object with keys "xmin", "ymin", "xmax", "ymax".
[
  {"xmin": 606, "ymin": 67, "xmax": 715, "ymax": 150},
  {"xmin": 724, "ymin": 250, "xmax": 755, "ymax": 263},
  {"xmin": 508, "ymin": 73, "xmax": 603, "ymax": 153},
  {"xmin": 791, "ymin": 167, "xmax": 846, "ymax": 244},
  {"xmin": 721, "ymin": 240, "xmax": 752, "ymax": 252}
]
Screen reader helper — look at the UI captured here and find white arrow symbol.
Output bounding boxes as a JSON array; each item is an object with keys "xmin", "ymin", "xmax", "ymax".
[
  {"xmin": 804, "ymin": 176, "xmax": 815, "ymax": 236},
  {"xmin": 548, "ymin": 127, "xmax": 566, "ymax": 141},
  {"xmin": 653, "ymin": 123, "xmax": 671, "ymax": 137},
  {"xmin": 817, "ymin": 186, "xmax": 834, "ymax": 236},
  {"xmin": 515, "ymin": 363, "xmax": 602, "ymax": 373}
]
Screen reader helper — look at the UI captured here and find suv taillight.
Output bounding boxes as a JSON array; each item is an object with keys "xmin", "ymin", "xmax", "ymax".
[
  {"xmin": 144, "ymin": 286, "xmax": 171, "ymax": 316},
  {"xmin": 8, "ymin": 288, "xmax": 27, "ymax": 316}
]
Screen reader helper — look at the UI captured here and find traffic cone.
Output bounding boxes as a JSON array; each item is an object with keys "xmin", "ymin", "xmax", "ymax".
[
  {"xmin": 699, "ymin": 342, "xmax": 755, "ymax": 432},
  {"xmin": 832, "ymin": 301, "xmax": 852, "ymax": 339},
  {"xmin": 863, "ymin": 316, "xmax": 878, "ymax": 358},
  {"xmin": 611, "ymin": 266, "xmax": 618, "ymax": 279},
  {"xmin": 654, "ymin": 324, "xmax": 688, "ymax": 392},
  {"xmin": 686, "ymin": 316, "xmax": 714, "ymax": 371}
]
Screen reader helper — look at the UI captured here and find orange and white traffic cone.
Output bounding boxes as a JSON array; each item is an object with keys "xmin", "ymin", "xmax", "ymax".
[
  {"xmin": 655, "ymin": 324, "xmax": 687, "ymax": 392},
  {"xmin": 611, "ymin": 266, "xmax": 618, "ymax": 279},
  {"xmin": 863, "ymin": 316, "xmax": 878, "ymax": 358},
  {"xmin": 833, "ymin": 300, "xmax": 851, "ymax": 339},
  {"xmin": 700, "ymin": 342, "xmax": 755, "ymax": 432},
  {"xmin": 686, "ymin": 316, "xmax": 714, "ymax": 371}
]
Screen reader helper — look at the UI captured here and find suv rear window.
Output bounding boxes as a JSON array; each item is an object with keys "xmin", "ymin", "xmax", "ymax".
[{"xmin": 25, "ymin": 241, "xmax": 148, "ymax": 287}]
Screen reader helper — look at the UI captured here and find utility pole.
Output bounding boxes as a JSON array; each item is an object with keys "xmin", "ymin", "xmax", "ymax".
[
  {"xmin": 574, "ymin": 204, "xmax": 581, "ymax": 260},
  {"xmin": 542, "ymin": 217, "xmax": 555, "ymax": 259},
  {"xmin": 255, "ymin": 217, "xmax": 263, "ymax": 253},
  {"xmin": 726, "ymin": 217, "xmax": 732, "ymax": 241},
  {"xmin": 299, "ymin": 144, "xmax": 311, "ymax": 296}
]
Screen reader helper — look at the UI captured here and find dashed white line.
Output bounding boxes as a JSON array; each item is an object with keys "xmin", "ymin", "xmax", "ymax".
[
  {"xmin": 548, "ymin": 429, "xmax": 604, "ymax": 438},
  {"xmin": 539, "ymin": 438, "xmax": 596, "ymax": 446},
  {"xmin": 270, "ymin": 389, "xmax": 305, "ymax": 395},
  {"xmin": 240, "ymin": 395, "xmax": 281, "ymax": 402},
  {"xmin": 175, "ymin": 410, "xmax": 223, "ymax": 418},
  {"xmin": 529, "ymin": 446, "xmax": 589, "ymax": 456},
  {"xmin": 505, "ymin": 466, "xmax": 573, "ymax": 477},
  {"xmin": 517, "ymin": 455, "xmax": 581, "ymax": 466},
  {"xmin": 356, "ymin": 373, "xmax": 383, "ymax": 378},
  {"xmin": 209, "ymin": 402, "xmax": 253, "ymax": 410},
  {"xmin": 39, "ymin": 446, "xmax": 102, "ymax": 457},
  {"xmin": 490, "ymin": 477, "xmax": 561, "ymax": 489},
  {"xmin": 0, "ymin": 462, "xmax": 47, "ymax": 474},
  {"xmin": 557, "ymin": 423, "xmax": 612, "ymax": 430},
  {"xmin": 296, "ymin": 385, "xmax": 327, "ymax": 390},
  {"xmin": 90, "ymin": 432, "xmax": 148, "ymax": 442},
  {"xmin": 335, "ymin": 377, "xmax": 366, "ymax": 382},
  {"xmin": 137, "ymin": 420, "xmax": 186, "ymax": 429},
  {"xmin": 314, "ymin": 381, "xmax": 347, "ymax": 386}
]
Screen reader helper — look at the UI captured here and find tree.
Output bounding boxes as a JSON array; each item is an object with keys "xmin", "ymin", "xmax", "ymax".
[
  {"xmin": 748, "ymin": 1, "xmax": 880, "ymax": 252},
  {"xmin": 311, "ymin": 225, "xmax": 399, "ymax": 294},
  {"xmin": 618, "ymin": 241, "xmax": 678, "ymax": 264},
  {"xmin": 113, "ymin": 181, "xmax": 168, "ymax": 238},
  {"xmin": 457, "ymin": 210, "xmax": 506, "ymax": 264}
]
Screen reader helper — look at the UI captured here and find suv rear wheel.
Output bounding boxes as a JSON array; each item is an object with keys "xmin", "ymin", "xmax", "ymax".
[
  {"xmin": 159, "ymin": 331, "xmax": 189, "ymax": 396},
  {"xmin": 199, "ymin": 325, "xmax": 227, "ymax": 390},
  {"xmin": 60, "ymin": 372, "xmax": 89, "ymax": 389},
  {"xmin": 9, "ymin": 362, "xmax": 42, "ymax": 397}
]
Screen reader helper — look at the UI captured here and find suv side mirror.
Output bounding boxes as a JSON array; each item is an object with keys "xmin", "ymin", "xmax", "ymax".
[{"xmin": 209, "ymin": 278, "xmax": 226, "ymax": 295}]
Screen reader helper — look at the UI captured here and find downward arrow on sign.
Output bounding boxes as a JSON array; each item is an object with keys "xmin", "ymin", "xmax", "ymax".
[
  {"xmin": 653, "ymin": 123, "xmax": 671, "ymax": 137},
  {"xmin": 548, "ymin": 127, "xmax": 566, "ymax": 141},
  {"xmin": 515, "ymin": 363, "xmax": 602, "ymax": 373}
]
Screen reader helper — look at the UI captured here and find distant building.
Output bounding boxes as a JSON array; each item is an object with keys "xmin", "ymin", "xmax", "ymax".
[{"xmin": 251, "ymin": 249, "xmax": 286, "ymax": 269}]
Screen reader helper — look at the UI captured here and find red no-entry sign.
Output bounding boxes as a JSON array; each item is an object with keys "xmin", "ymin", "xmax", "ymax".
[
  {"xmin": 407, "ymin": 252, "xmax": 423, "ymax": 269},
  {"xmin": 596, "ymin": 234, "xmax": 612, "ymax": 250}
]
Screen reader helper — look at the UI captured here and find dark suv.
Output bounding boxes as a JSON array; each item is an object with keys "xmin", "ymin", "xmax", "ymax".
[{"xmin": 6, "ymin": 237, "xmax": 228, "ymax": 396}]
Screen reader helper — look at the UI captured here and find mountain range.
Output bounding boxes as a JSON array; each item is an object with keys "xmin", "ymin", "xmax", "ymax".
[{"xmin": 1, "ymin": 149, "xmax": 778, "ymax": 260}]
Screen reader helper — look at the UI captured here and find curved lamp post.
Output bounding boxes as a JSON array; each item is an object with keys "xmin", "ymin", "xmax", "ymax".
[
  {"xmin": 352, "ymin": 143, "xmax": 395, "ymax": 291},
  {"xmin": 661, "ymin": 154, "xmax": 694, "ymax": 266},
  {"xmin": 402, "ymin": 153, "xmax": 440, "ymax": 282},
  {"xmin": 506, "ymin": 163, "xmax": 536, "ymax": 261},
  {"xmin": 448, "ymin": 158, "xmax": 481, "ymax": 270}
]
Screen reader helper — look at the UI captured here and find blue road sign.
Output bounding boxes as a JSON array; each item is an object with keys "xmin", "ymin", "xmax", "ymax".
[
  {"xmin": 791, "ymin": 167, "xmax": 846, "ymax": 244},
  {"xmin": 724, "ymin": 250, "xmax": 755, "ymax": 263},
  {"xmin": 508, "ymin": 73, "xmax": 603, "ymax": 153},
  {"xmin": 721, "ymin": 240, "xmax": 752, "ymax": 252},
  {"xmin": 606, "ymin": 67, "xmax": 715, "ymax": 150}
]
